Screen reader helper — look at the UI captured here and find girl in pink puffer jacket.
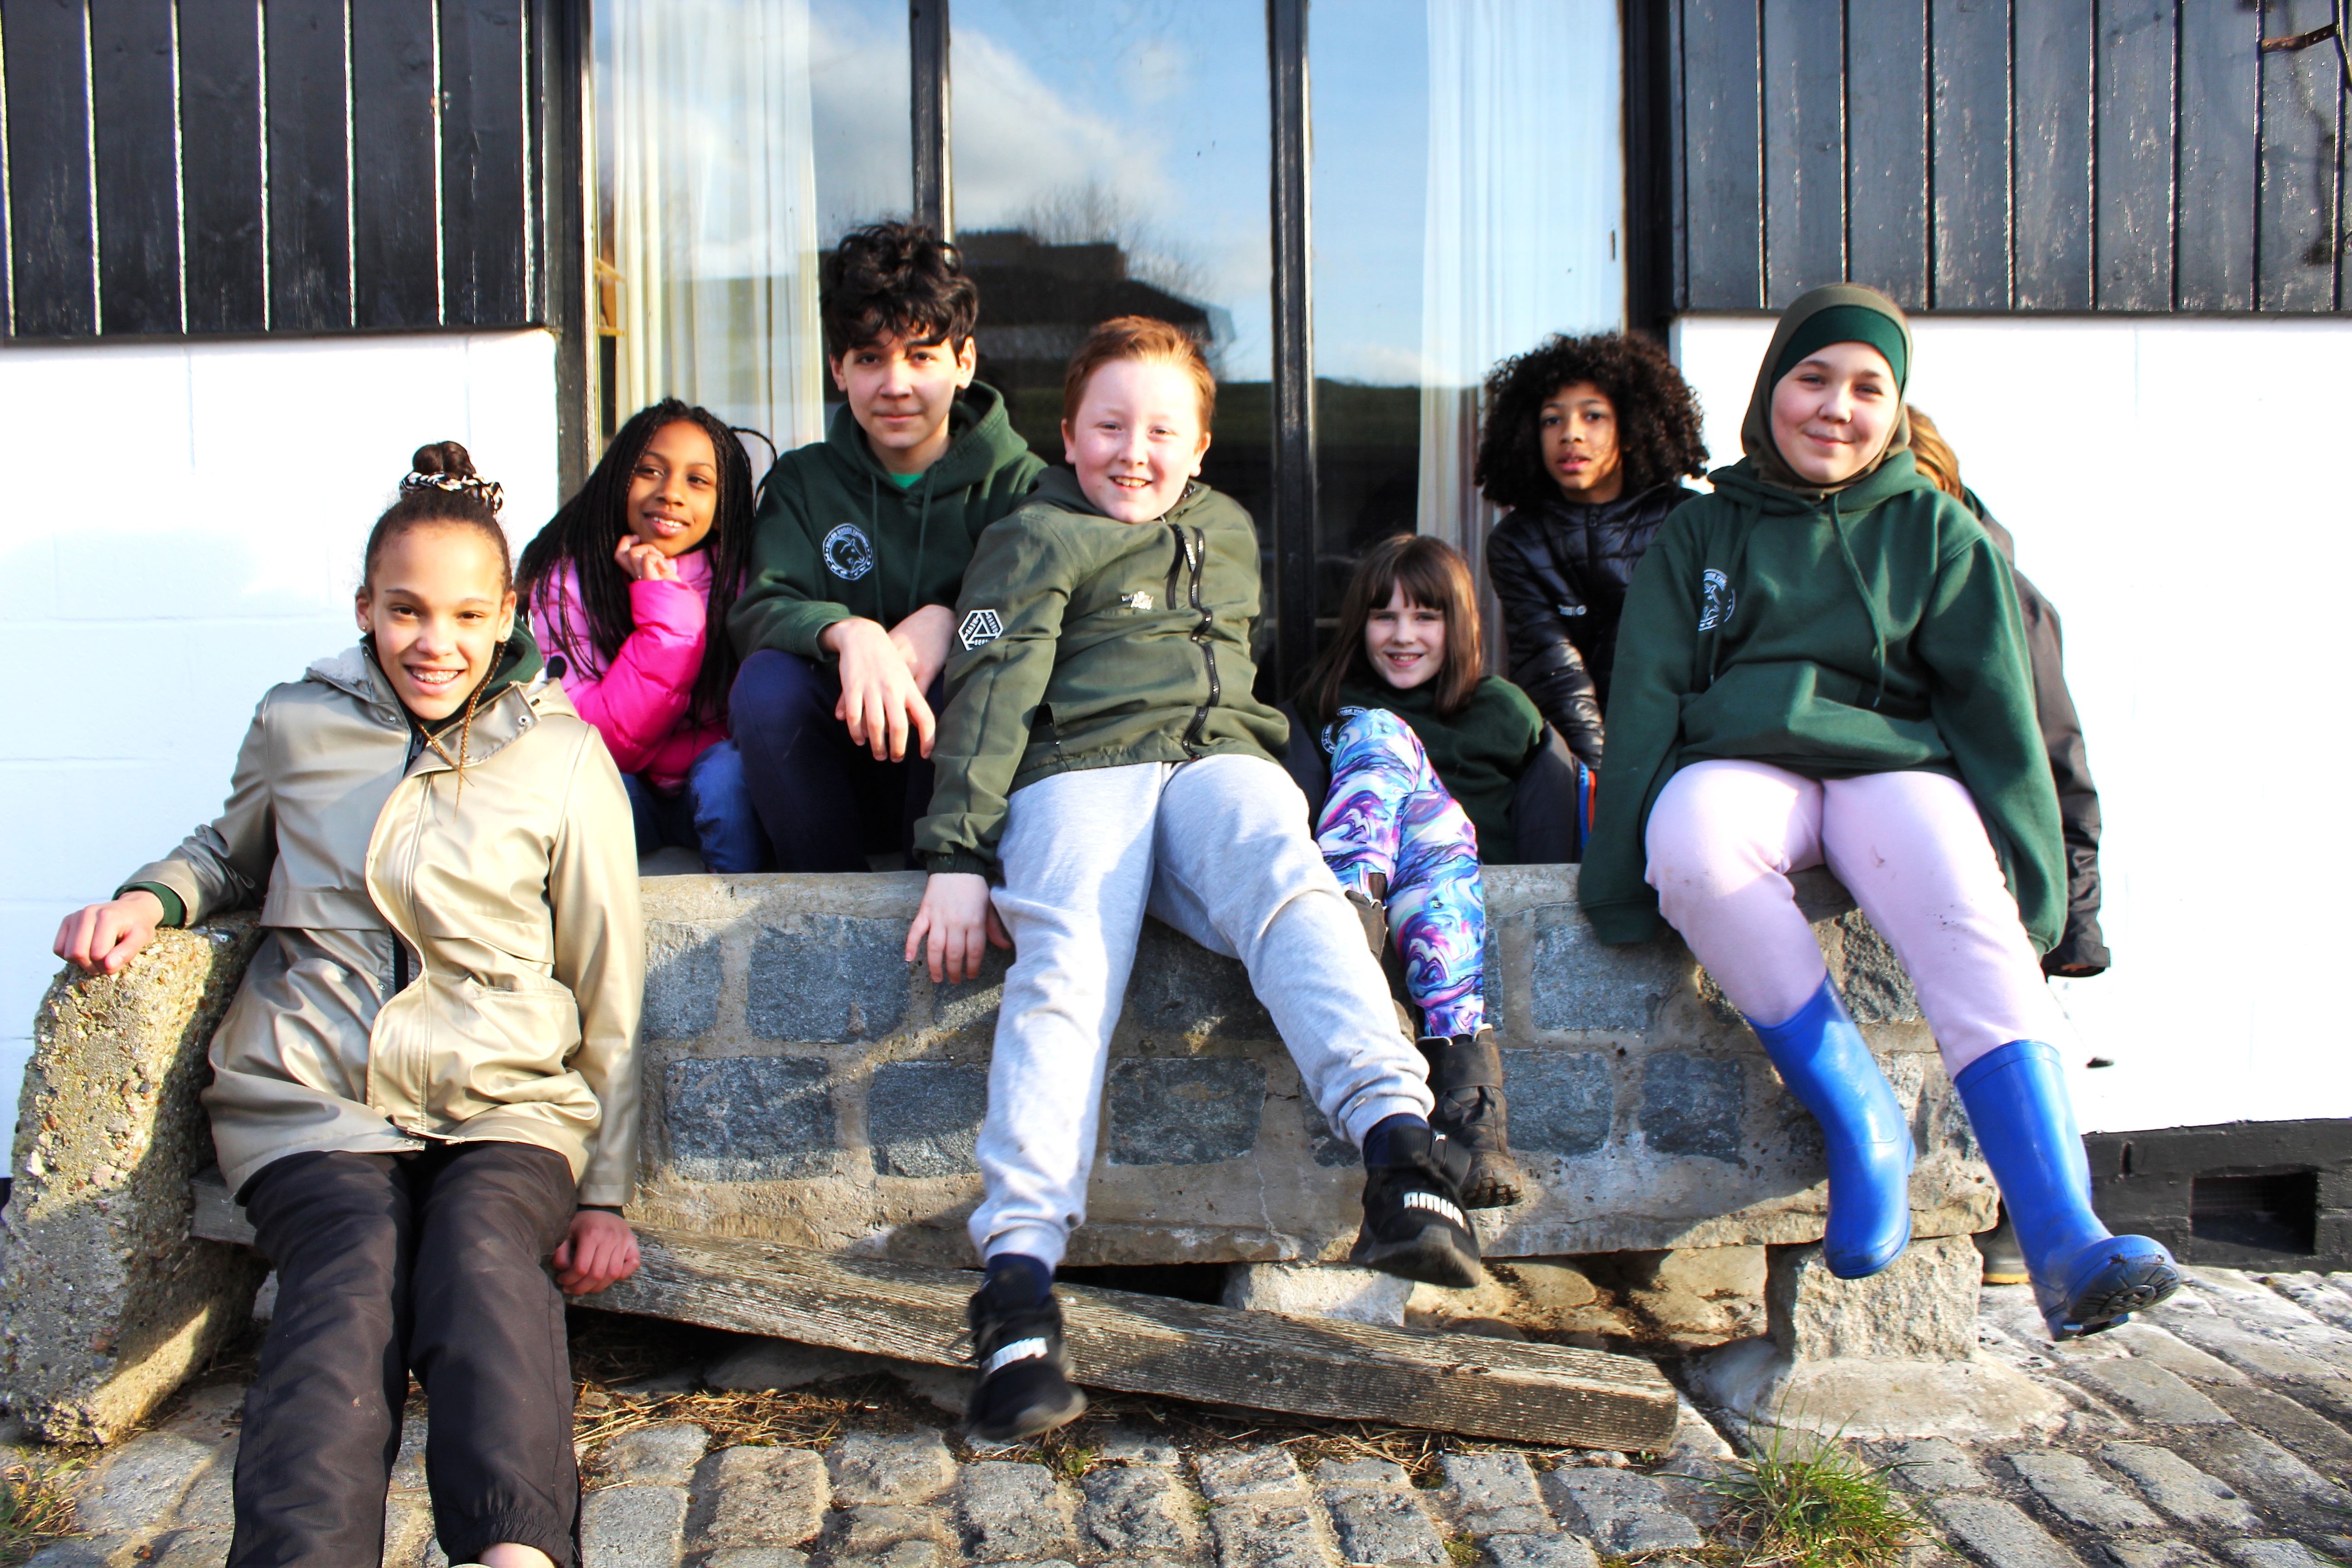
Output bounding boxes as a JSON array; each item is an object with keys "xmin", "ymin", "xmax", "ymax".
[{"xmin": 518, "ymin": 399, "xmax": 770, "ymax": 871}]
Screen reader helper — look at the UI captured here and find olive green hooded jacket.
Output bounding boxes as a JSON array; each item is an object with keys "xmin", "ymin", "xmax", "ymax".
[
  {"xmin": 914, "ymin": 469, "xmax": 1289, "ymax": 875},
  {"xmin": 1578, "ymin": 285, "xmax": 2066, "ymax": 951},
  {"xmin": 730, "ymin": 385, "xmax": 1047, "ymax": 661}
]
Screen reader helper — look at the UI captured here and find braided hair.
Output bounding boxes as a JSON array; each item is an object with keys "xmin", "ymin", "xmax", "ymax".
[
  {"xmin": 515, "ymin": 400, "xmax": 761, "ymax": 728},
  {"xmin": 363, "ymin": 441, "xmax": 515, "ymax": 797},
  {"xmin": 1473, "ymin": 332, "xmax": 1710, "ymax": 512}
]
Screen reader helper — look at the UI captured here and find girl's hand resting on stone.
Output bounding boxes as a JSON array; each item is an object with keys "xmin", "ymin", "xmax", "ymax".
[
  {"xmin": 614, "ymin": 533, "xmax": 680, "ymax": 582},
  {"xmin": 54, "ymin": 891, "xmax": 166, "ymax": 975},
  {"xmin": 905, "ymin": 871, "xmax": 1011, "ymax": 984},
  {"xmin": 552, "ymin": 1209, "xmax": 641, "ymax": 1295}
]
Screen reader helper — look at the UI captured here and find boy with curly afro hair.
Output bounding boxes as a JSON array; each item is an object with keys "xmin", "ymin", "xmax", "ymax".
[{"xmin": 1478, "ymin": 332, "xmax": 1708, "ymax": 773}]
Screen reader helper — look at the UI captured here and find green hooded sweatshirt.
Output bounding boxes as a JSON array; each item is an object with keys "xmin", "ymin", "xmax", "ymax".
[
  {"xmin": 1578, "ymin": 284, "xmax": 2067, "ymax": 951},
  {"xmin": 729, "ymin": 383, "xmax": 1047, "ymax": 661},
  {"xmin": 914, "ymin": 469, "xmax": 1289, "ymax": 875}
]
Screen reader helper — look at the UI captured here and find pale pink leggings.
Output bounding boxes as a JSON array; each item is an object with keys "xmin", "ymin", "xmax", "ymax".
[{"xmin": 1644, "ymin": 761, "xmax": 2066, "ymax": 1075}]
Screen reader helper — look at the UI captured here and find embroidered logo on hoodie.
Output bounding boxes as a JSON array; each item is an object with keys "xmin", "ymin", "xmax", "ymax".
[
  {"xmin": 823, "ymin": 523, "xmax": 875, "ymax": 581},
  {"xmin": 1698, "ymin": 568, "xmax": 1737, "ymax": 632},
  {"xmin": 960, "ymin": 609, "xmax": 1004, "ymax": 649}
]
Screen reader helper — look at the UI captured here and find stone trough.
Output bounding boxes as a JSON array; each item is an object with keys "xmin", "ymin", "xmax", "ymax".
[{"xmin": 0, "ymin": 865, "xmax": 2038, "ymax": 1445}]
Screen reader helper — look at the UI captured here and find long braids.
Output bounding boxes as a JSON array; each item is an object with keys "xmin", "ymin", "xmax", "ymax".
[{"xmin": 516, "ymin": 399, "xmax": 764, "ymax": 729}]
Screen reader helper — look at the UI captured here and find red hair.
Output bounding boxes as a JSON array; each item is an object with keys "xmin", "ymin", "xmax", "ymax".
[{"xmin": 1061, "ymin": 316, "xmax": 1217, "ymax": 427}]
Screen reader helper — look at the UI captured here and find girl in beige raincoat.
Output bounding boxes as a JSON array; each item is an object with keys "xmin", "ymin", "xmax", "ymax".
[{"xmin": 57, "ymin": 442, "xmax": 644, "ymax": 1568}]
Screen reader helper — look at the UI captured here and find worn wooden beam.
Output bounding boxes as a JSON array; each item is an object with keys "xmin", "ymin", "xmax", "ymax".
[
  {"xmin": 584, "ymin": 1227, "xmax": 1681, "ymax": 1453},
  {"xmin": 191, "ymin": 1179, "xmax": 1681, "ymax": 1450}
]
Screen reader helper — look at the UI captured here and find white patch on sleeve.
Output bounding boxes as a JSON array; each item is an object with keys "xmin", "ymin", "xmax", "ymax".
[{"xmin": 960, "ymin": 608, "xmax": 1004, "ymax": 649}]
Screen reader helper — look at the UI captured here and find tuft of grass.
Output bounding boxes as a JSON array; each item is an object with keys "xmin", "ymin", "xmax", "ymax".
[
  {"xmin": 0, "ymin": 1456, "xmax": 81, "ymax": 1568},
  {"xmin": 1708, "ymin": 1426, "xmax": 1920, "ymax": 1568},
  {"xmin": 1444, "ymin": 1534, "xmax": 1480, "ymax": 1567}
]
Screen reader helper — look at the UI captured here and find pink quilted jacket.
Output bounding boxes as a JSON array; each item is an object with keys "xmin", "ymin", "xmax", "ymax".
[{"xmin": 530, "ymin": 552, "xmax": 726, "ymax": 792}]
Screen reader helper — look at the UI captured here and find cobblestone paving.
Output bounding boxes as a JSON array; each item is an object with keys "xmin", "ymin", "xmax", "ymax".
[{"xmin": 23, "ymin": 1267, "xmax": 2352, "ymax": 1568}]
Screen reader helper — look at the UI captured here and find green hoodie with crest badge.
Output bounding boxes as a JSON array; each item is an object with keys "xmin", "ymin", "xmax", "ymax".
[
  {"xmin": 729, "ymin": 383, "xmax": 1047, "ymax": 661},
  {"xmin": 1577, "ymin": 448, "xmax": 2067, "ymax": 954}
]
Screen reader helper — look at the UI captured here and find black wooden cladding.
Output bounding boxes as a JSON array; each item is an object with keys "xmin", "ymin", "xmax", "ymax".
[
  {"xmin": 1, "ymin": 0, "xmax": 550, "ymax": 339},
  {"xmin": 1650, "ymin": 0, "xmax": 2349, "ymax": 314}
]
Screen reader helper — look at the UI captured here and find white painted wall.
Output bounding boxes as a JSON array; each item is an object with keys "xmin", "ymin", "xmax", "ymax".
[
  {"xmin": 1671, "ymin": 313, "xmax": 2352, "ymax": 1135},
  {"xmin": 0, "ymin": 330, "xmax": 560, "ymax": 1152}
]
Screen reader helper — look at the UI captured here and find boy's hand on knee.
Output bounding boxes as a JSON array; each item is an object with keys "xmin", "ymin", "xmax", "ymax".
[
  {"xmin": 53, "ymin": 891, "xmax": 165, "ymax": 975},
  {"xmin": 906, "ymin": 872, "xmax": 1011, "ymax": 983},
  {"xmin": 823, "ymin": 617, "xmax": 938, "ymax": 762},
  {"xmin": 553, "ymin": 1209, "xmax": 640, "ymax": 1296}
]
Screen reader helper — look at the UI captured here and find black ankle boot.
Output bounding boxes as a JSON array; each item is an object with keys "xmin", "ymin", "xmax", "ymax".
[
  {"xmin": 965, "ymin": 1275, "xmax": 1086, "ymax": 1444},
  {"xmin": 1349, "ymin": 1122, "xmax": 1483, "ymax": 1289},
  {"xmin": 1421, "ymin": 1030, "xmax": 1524, "ymax": 1209}
]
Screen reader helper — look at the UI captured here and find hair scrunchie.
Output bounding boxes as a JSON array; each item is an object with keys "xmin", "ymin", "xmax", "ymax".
[{"xmin": 399, "ymin": 470, "xmax": 506, "ymax": 513}]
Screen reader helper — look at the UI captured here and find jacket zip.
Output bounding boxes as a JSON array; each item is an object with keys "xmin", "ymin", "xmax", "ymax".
[{"xmin": 1176, "ymin": 524, "xmax": 1219, "ymax": 753}]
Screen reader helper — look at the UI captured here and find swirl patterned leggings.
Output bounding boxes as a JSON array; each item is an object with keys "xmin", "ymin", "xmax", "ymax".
[{"xmin": 1313, "ymin": 708, "xmax": 1487, "ymax": 1038}]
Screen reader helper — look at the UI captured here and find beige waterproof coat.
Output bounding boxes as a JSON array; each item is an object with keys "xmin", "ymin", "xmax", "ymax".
[{"xmin": 125, "ymin": 645, "xmax": 643, "ymax": 1205}]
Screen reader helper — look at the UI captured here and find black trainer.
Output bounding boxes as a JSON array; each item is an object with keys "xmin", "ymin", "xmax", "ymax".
[
  {"xmin": 1422, "ymin": 1030, "xmax": 1525, "ymax": 1209},
  {"xmin": 965, "ymin": 1275, "xmax": 1087, "ymax": 1445},
  {"xmin": 1349, "ymin": 1122, "xmax": 1484, "ymax": 1289}
]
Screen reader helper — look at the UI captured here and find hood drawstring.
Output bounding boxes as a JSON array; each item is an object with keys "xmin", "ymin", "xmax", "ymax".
[
  {"xmin": 1826, "ymin": 491, "xmax": 1889, "ymax": 709},
  {"xmin": 911, "ymin": 475, "xmax": 936, "ymax": 624}
]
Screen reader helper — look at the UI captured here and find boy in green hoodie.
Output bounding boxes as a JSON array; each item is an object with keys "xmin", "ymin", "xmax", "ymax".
[
  {"xmin": 904, "ymin": 318, "xmax": 1478, "ymax": 1446},
  {"xmin": 1583, "ymin": 284, "xmax": 2177, "ymax": 1343},
  {"xmin": 729, "ymin": 222, "xmax": 1047, "ymax": 870}
]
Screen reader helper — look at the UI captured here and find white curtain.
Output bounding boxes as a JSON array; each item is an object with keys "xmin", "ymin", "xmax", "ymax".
[
  {"xmin": 1417, "ymin": 0, "xmax": 1625, "ymax": 649},
  {"xmin": 597, "ymin": 0, "xmax": 827, "ymax": 452}
]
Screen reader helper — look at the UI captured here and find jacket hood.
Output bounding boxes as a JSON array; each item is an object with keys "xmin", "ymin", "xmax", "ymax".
[
  {"xmin": 1529, "ymin": 477, "xmax": 1695, "ymax": 526},
  {"xmin": 1029, "ymin": 465, "xmax": 1214, "ymax": 525},
  {"xmin": 1739, "ymin": 283, "xmax": 1915, "ymax": 497},
  {"xmin": 821, "ymin": 380, "xmax": 1035, "ymax": 495}
]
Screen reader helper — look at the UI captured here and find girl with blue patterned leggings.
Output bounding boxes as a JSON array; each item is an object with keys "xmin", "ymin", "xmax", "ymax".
[{"xmin": 1296, "ymin": 536, "xmax": 1548, "ymax": 1207}]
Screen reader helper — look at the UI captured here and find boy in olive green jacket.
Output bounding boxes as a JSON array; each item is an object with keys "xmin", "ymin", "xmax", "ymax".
[
  {"xmin": 728, "ymin": 222, "xmax": 1045, "ymax": 870},
  {"xmin": 904, "ymin": 319, "xmax": 1476, "ymax": 1447}
]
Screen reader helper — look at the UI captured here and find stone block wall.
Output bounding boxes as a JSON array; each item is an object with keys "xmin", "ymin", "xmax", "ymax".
[
  {"xmin": 624, "ymin": 866, "xmax": 1995, "ymax": 1267},
  {"xmin": 0, "ymin": 918, "xmax": 271, "ymax": 1443}
]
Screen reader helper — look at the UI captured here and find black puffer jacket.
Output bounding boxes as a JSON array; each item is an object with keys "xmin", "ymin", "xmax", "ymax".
[
  {"xmin": 1485, "ymin": 481, "xmax": 1697, "ymax": 767},
  {"xmin": 1973, "ymin": 500, "xmax": 2112, "ymax": 977}
]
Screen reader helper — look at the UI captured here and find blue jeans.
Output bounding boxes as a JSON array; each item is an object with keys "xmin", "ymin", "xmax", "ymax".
[{"xmin": 621, "ymin": 739, "xmax": 768, "ymax": 872}]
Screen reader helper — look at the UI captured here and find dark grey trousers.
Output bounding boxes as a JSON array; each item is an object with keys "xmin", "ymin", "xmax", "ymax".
[{"xmin": 230, "ymin": 1141, "xmax": 580, "ymax": 1568}]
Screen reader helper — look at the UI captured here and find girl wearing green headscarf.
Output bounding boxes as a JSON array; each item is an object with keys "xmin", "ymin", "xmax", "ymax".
[{"xmin": 1579, "ymin": 284, "xmax": 2177, "ymax": 1342}]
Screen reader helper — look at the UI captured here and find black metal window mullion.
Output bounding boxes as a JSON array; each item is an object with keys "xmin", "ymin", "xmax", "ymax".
[
  {"xmin": 911, "ymin": 0, "xmax": 951, "ymax": 240},
  {"xmin": 1266, "ymin": 0, "xmax": 1313, "ymax": 695}
]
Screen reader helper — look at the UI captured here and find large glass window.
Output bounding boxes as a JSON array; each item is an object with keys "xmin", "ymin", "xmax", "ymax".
[
  {"xmin": 1311, "ymin": 0, "xmax": 1626, "ymax": 667},
  {"xmin": 596, "ymin": 0, "xmax": 908, "ymax": 453},
  {"xmin": 946, "ymin": 0, "xmax": 1274, "ymax": 539},
  {"xmin": 1309, "ymin": 0, "xmax": 1428, "ymax": 650}
]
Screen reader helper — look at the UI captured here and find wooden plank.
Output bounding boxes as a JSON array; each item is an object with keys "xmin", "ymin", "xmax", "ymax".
[
  {"xmin": 177, "ymin": 0, "xmax": 266, "ymax": 332},
  {"xmin": 1760, "ymin": 0, "xmax": 1845, "ymax": 307},
  {"xmin": 2256, "ymin": 0, "xmax": 2341, "ymax": 311},
  {"xmin": 2173, "ymin": 0, "xmax": 2256, "ymax": 309},
  {"xmin": 2092, "ymin": 0, "xmax": 2175, "ymax": 310},
  {"xmin": 89, "ymin": 0, "xmax": 182, "ymax": 333},
  {"xmin": 263, "ymin": 0, "xmax": 351, "ymax": 331},
  {"xmin": 1680, "ymin": 0, "xmax": 1764, "ymax": 309},
  {"xmin": 350, "ymin": 0, "xmax": 439, "ymax": 328},
  {"xmin": 5, "ymin": 0, "xmax": 99, "ymax": 336},
  {"xmin": 1844, "ymin": 0, "xmax": 1928, "ymax": 308},
  {"xmin": 587, "ymin": 1228, "xmax": 1684, "ymax": 1453},
  {"xmin": 1927, "ymin": 0, "xmax": 2011, "ymax": 309},
  {"xmin": 2011, "ymin": 0, "xmax": 2093, "ymax": 310},
  {"xmin": 440, "ymin": 0, "xmax": 530, "ymax": 326}
]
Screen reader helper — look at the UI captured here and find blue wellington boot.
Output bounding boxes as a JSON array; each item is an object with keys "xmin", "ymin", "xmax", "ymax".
[
  {"xmin": 1751, "ymin": 978, "xmax": 1915, "ymax": 1278},
  {"xmin": 1954, "ymin": 1039, "xmax": 2180, "ymax": 1340}
]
